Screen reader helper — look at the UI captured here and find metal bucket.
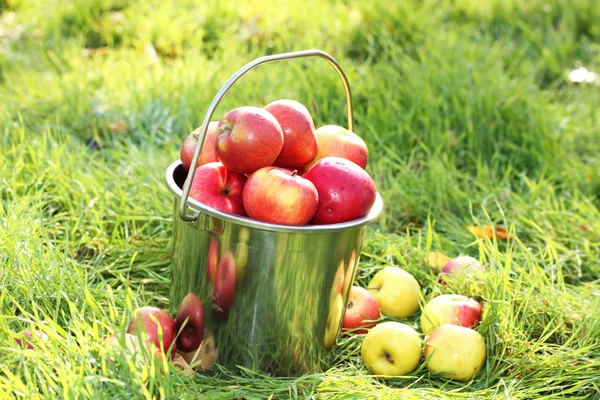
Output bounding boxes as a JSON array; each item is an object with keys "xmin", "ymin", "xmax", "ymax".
[{"xmin": 165, "ymin": 49, "xmax": 383, "ymax": 376}]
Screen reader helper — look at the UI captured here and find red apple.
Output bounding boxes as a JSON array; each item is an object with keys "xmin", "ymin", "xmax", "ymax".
[
  {"xmin": 243, "ymin": 167, "xmax": 318, "ymax": 225},
  {"xmin": 420, "ymin": 294, "xmax": 483, "ymax": 335},
  {"xmin": 127, "ymin": 306, "xmax": 177, "ymax": 356},
  {"xmin": 207, "ymin": 237, "xmax": 219, "ymax": 283},
  {"xmin": 342, "ymin": 286, "xmax": 381, "ymax": 335},
  {"xmin": 263, "ymin": 99, "xmax": 317, "ymax": 168},
  {"xmin": 179, "ymin": 121, "xmax": 219, "ymax": 171},
  {"xmin": 305, "ymin": 125, "xmax": 368, "ymax": 170},
  {"xmin": 175, "ymin": 293, "xmax": 204, "ymax": 353},
  {"xmin": 187, "ymin": 162, "xmax": 247, "ymax": 216},
  {"xmin": 439, "ymin": 256, "xmax": 484, "ymax": 284},
  {"xmin": 302, "ymin": 157, "xmax": 377, "ymax": 225},
  {"xmin": 212, "ymin": 252, "xmax": 237, "ymax": 320},
  {"xmin": 15, "ymin": 330, "xmax": 50, "ymax": 349},
  {"xmin": 215, "ymin": 106, "xmax": 284, "ymax": 174}
]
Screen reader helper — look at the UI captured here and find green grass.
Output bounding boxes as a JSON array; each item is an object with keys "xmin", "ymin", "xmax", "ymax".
[{"xmin": 1, "ymin": 0, "xmax": 599, "ymax": 398}]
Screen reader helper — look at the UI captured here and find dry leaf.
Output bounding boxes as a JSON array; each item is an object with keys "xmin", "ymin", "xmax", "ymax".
[
  {"xmin": 171, "ymin": 353, "xmax": 196, "ymax": 377},
  {"xmin": 107, "ymin": 120, "xmax": 127, "ymax": 134},
  {"xmin": 427, "ymin": 251, "xmax": 450, "ymax": 270},
  {"xmin": 467, "ymin": 225, "xmax": 514, "ymax": 240}
]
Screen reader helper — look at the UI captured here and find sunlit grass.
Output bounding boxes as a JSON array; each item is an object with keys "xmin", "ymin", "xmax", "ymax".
[{"xmin": 1, "ymin": 0, "xmax": 599, "ymax": 398}]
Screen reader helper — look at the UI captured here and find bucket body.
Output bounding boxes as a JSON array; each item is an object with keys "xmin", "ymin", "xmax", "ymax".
[{"xmin": 166, "ymin": 161, "xmax": 382, "ymax": 375}]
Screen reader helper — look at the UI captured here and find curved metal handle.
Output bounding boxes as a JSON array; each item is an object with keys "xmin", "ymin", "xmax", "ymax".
[{"xmin": 179, "ymin": 49, "xmax": 354, "ymax": 222}]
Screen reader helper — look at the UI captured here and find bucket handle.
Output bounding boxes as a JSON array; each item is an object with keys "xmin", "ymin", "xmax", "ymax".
[{"xmin": 179, "ymin": 49, "xmax": 354, "ymax": 222}]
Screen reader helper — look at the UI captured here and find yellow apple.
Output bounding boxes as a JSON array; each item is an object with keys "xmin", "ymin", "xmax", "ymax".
[
  {"xmin": 420, "ymin": 294, "xmax": 483, "ymax": 335},
  {"xmin": 323, "ymin": 293, "xmax": 344, "ymax": 349},
  {"xmin": 360, "ymin": 321, "xmax": 422, "ymax": 377},
  {"xmin": 367, "ymin": 267, "xmax": 421, "ymax": 319},
  {"xmin": 424, "ymin": 324, "xmax": 487, "ymax": 382}
]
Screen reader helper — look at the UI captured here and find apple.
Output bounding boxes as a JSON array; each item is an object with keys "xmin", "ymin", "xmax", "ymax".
[
  {"xmin": 242, "ymin": 167, "xmax": 318, "ymax": 225},
  {"xmin": 302, "ymin": 157, "xmax": 377, "ymax": 225},
  {"xmin": 215, "ymin": 106, "xmax": 284, "ymax": 174},
  {"xmin": 127, "ymin": 306, "xmax": 177, "ymax": 356},
  {"xmin": 175, "ymin": 293, "xmax": 204, "ymax": 353},
  {"xmin": 439, "ymin": 256, "xmax": 483, "ymax": 284},
  {"xmin": 187, "ymin": 162, "xmax": 247, "ymax": 216},
  {"xmin": 263, "ymin": 99, "xmax": 318, "ymax": 168},
  {"xmin": 420, "ymin": 294, "xmax": 483, "ymax": 335},
  {"xmin": 360, "ymin": 321, "xmax": 422, "ymax": 377},
  {"xmin": 341, "ymin": 286, "xmax": 380, "ymax": 335},
  {"xmin": 179, "ymin": 331, "xmax": 218, "ymax": 371},
  {"xmin": 424, "ymin": 324, "xmax": 487, "ymax": 382},
  {"xmin": 367, "ymin": 267, "xmax": 421, "ymax": 319},
  {"xmin": 107, "ymin": 333, "xmax": 157, "ymax": 364},
  {"xmin": 207, "ymin": 237, "xmax": 219, "ymax": 283},
  {"xmin": 323, "ymin": 293, "xmax": 344, "ymax": 349},
  {"xmin": 212, "ymin": 252, "xmax": 237, "ymax": 320},
  {"xmin": 15, "ymin": 330, "xmax": 50, "ymax": 349},
  {"xmin": 179, "ymin": 121, "xmax": 219, "ymax": 171},
  {"xmin": 305, "ymin": 125, "xmax": 368, "ymax": 170}
]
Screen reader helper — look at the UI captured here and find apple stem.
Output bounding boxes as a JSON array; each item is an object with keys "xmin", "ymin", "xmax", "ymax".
[
  {"xmin": 383, "ymin": 352, "xmax": 394, "ymax": 364},
  {"xmin": 291, "ymin": 170, "xmax": 298, "ymax": 177}
]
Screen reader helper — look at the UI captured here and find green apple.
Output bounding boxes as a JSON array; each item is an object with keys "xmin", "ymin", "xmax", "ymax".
[
  {"xmin": 424, "ymin": 324, "xmax": 487, "ymax": 382},
  {"xmin": 360, "ymin": 321, "xmax": 422, "ymax": 377},
  {"xmin": 367, "ymin": 267, "xmax": 421, "ymax": 319}
]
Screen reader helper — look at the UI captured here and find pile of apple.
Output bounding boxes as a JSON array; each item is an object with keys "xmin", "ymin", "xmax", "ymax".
[
  {"xmin": 179, "ymin": 99, "xmax": 376, "ymax": 225},
  {"xmin": 342, "ymin": 256, "xmax": 487, "ymax": 382}
]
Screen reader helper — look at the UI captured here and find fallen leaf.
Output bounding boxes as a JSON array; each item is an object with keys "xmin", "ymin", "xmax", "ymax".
[
  {"xmin": 107, "ymin": 120, "xmax": 127, "ymax": 134},
  {"xmin": 467, "ymin": 225, "xmax": 514, "ymax": 240},
  {"xmin": 585, "ymin": 176, "xmax": 592, "ymax": 182},
  {"xmin": 171, "ymin": 353, "xmax": 196, "ymax": 377},
  {"xmin": 427, "ymin": 251, "xmax": 450, "ymax": 270}
]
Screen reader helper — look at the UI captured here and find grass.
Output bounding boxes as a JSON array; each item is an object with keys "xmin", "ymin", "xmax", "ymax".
[{"xmin": 1, "ymin": 0, "xmax": 599, "ymax": 398}]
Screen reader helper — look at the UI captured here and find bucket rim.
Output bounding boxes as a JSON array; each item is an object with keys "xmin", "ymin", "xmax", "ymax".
[{"xmin": 165, "ymin": 160, "xmax": 383, "ymax": 233}]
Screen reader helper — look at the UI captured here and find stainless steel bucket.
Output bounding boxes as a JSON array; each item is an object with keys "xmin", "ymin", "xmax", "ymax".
[{"xmin": 165, "ymin": 49, "xmax": 383, "ymax": 376}]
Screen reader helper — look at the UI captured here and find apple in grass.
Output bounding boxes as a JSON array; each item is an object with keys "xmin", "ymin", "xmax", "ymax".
[
  {"xmin": 212, "ymin": 252, "xmax": 237, "ymax": 321},
  {"xmin": 179, "ymin": 121, "xmax": 219, "ymax": 171},
  {"xmin": 367, "ymin": 267, "xmax": 421, "ymax": 319},
  {"xmin": 361, "ymin": 321, "xmax": 422, "ymax": 377},
  {"xmin": 187, "ymin": 162, "xmax": 247, "ymax": 216},
  {"xmin": 439, "ymin": 256, "xmax": 484, "ymax": 284},
  {"xmin": 303, "ymin": 157, "xmax": 376, "ymax": 225},
  {"xmin": 175, "ymin": 293, "xmax": 204, "ymax": 353},
  {"xmin": 263, "ymin": 99, "xmax": 318, "ymax": 168},
  {"xmin": 420, "ymin": 294, "xmax": 483, "ymax": 335},
  {"xmin": 215, "ymin": 106, "xmax": 284, "ymax": 174},
  {"xmin": 424, "ymin": 324, "xmax": 487, "ymax": 382},
  {"xmin": 305, "ymin": 125, "xmax": 368, "ymax": 170},
  {"xmin": 15, "ymin": 330, "xmax": 50, "ymax": 349},
  {"xmin": 341, "ymin": 286, "xmax": 380, "ymax": 335},
  {"xmin": 127, "ymin": 306, "xmax": 177, "ymax": 356},
  {"xmin": 243, "ymin": 167, "xmax": 318, "ymax": 225}
]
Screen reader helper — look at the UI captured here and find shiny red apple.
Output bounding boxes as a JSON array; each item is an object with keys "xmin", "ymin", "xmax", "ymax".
[
  {"xmin": 187, "ymin": 162, "xmax": 247, "ymax": 216},
  {"xmin": 243, "ymin": 167, "xmax": 318, "ymax": 225},
  {"xmin": 342, "ymin": 286, "xmax": 380, "ymax": 335},
  {"xmin": 207, "ymin": 237, "xmax": 219, "ymax": 283},
  {"xmin": 263, "ymin": 99, "xmax": 318, "ymax": 168},
  {"xmin": 212, "ymin": 252, "xmax": 237, "ymax": 320},
  {"xmin": 305, "ymin": 125, "xmax": 368, "ymax": 170},
  {"xmin": 15, "ymin": 330, "xmax": 50, "ymax": 349},
  {"xmin": 303, "ymin": 157, "xmax": 377, "ymax": 225},
  {"xmin": 179, "ymin": 121, "xmax": 219, "ymax": 171},
  {"xmin": 215, "ymin": 106, "xmax": 284, "ymax": 174},
  {"xmin": 175, "ymin": 293, "xmax": 205, "ymax": 353},
  {"xmin": 127, "ymin": 306, "xmax": 177, "ymax": 356}
]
